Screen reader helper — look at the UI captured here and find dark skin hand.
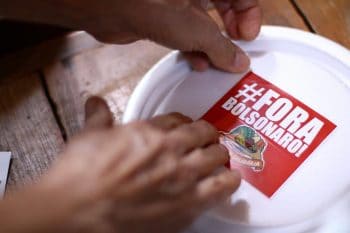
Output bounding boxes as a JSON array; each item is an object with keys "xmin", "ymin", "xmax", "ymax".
[
  {"xmin": 1, "ymin": 0, "xmax": 262, "ymax": 72},
  {"xmin": 0, "ymin": 97, "xmax": 241, "ymax": 233},
  {"xmin": 0, "ymin": 1, "xmax": 263, "ymax": 232}
]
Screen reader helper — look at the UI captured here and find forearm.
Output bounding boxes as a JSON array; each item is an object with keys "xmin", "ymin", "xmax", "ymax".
[
  {"xmin": 0, "ymin": 182, "xmax": 80, "ymax": 233},
  {"xmin": 1, "ymin": 0, "xmax": 91, "ymax": 29},
  {"xmin": 0, "ymin": 0, "xmax": 130, "ymax": 41}
]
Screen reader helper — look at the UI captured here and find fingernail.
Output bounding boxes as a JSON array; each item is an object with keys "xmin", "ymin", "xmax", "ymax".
[{"xmin": 231, "ymin": 50, "xmax": 250, "ymax": 73}]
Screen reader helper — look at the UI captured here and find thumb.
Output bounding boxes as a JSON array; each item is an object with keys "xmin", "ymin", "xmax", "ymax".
[
  {"xmin": 128, "ymin": 2, "xmax": 250, "ymax": 73},
  {"xmin": 166, "ymin": 6, "xmax": 250, "ymax": 73},
  {"xmin": 192, "ymin": 17, "xmax": 250, "ymax": 73},
  {"xmin": 84, "ymin": 96, "xmax": 114, "ymax": 130}
]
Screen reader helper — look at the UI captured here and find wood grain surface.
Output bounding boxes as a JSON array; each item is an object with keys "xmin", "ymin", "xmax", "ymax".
[
  {"xmin": 0, "ymin": 73, "xmax": 64, "ymax": 189},
  {"xmin": 260, "ymin": 0, "xmax": 308, "ymax": 30},
  {"xmin": 295, "ymin": 0, "xmax": 350, "ymax": 48},
  {"xmin": 44, "ymin": 41, "xmax": 170, "ymax": 137}
]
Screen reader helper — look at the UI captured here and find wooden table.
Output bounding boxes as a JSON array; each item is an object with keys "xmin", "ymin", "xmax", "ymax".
[{"xmin": 0, "ymin": 0, "xmax": 349, "ymax": 190}]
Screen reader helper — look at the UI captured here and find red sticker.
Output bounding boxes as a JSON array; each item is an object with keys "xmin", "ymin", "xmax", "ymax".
[{"xmin": 202, "ymin": 72, "xmax": 336, "ymax": 197}]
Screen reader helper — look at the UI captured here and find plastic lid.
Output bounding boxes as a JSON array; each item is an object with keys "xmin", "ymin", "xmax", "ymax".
[{"xmin": 123, "ymin": 26, "xmax": 350, "ymax": 229}]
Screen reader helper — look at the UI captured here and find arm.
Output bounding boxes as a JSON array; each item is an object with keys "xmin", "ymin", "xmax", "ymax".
[
  {"xmin": 1, "ymin": 0, "xmax": 262, "ymax": 72},
  {"xmin": 0, "ymin": 183, "xmax": 79, "ymax": 233},
  {"xmin": 0, "ymin": 97, "xmax": 240, "ymax": 233}
]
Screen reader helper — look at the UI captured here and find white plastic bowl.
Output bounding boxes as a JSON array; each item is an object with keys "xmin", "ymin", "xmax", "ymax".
[{"xmin": 123, "ymin": 26, "xmax": 350, "ymax": 233}]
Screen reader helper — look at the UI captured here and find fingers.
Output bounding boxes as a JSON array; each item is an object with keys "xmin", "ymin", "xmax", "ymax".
[
  {"xmin": 195, "ymin": 24, "xmax": 250, "ymax": 73},
  {"xmin": 118, "ymin": 170, "xmax": 240, "ymax": 220},
  {"xmin": 183, "ymin": 51, "xmax": 210, "ymax": 72},
  {"xmin": 110, "ymin": 120, "xmax": 228, "ymax": 200},
  {"xmin": 148, "ymin": 112, "xmax": 193, "ymax": 131},
  {"xmin": 119, "ymin": 143, "xmax": 230, "ymax": 200},
  {"xmin": 112, "ymin": 139, "xmax": 229, "ymax": 200},
  {"xmin": 112, "ymin": 154, "xmax": 180, "ymax": 200},
  {"xmin": 213, "ymin": 0, "xmax": 262, "ymax": 40},
  {"xmin": 106, "ymin": 124, "xmax": 165, "ymax": 181},
  {"xmin": 110, "ymin": 113, "xmax": 193, "ymax": 184},
  {"xmin": 155, "ymin": 144, "xmax": 230, "ymax": 195},
  {"xmin": 181, "ymin": 2, "xmax": 251, "ymax": 72},
  {"xmin": 166, "ymin": 120, "xmax": 220, "ymax": 154},
  {"xmin": 84, "ymin": 96, "xmax": 114, "ymax": 130},
  {"xmin": 183, "ymin": 42, "xmax": 250, "ymax": 73},
  {"xmin": 182, "ymin": 144, "xmax": 230, "ymax": 179},
  {"xmin": 141, "ymin": 3, "xmax": 249, "ymax": 73},
  {"xmin": 195, "ymin": 169, "xmax": 241, "ymax": 208}
]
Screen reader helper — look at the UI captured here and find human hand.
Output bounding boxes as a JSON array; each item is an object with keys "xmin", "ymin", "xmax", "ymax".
[
  {"xmin": 21, "ymin": 96, "xmax": 240, "ymax": 233},
  {"xmin": 18, "ymin": 0, "xmax": 257, "ymax": 73},
  {"xmin": 185, "ymin": 0, "xmax": 262, "ymax": 71},
  {"xmin": 2, "ymin": 0, "xmax": 261, "ymax": 72},
  {"xmin": 78, "ymin": 0, "xmax": 261, "ymax": 72}
]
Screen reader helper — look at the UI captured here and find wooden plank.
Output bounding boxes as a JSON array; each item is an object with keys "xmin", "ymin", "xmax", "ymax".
[
  {"xmin": 44, "ymin": 41, "xmax": 170, "ymax": 137},
  {"xmin": 260, "ymin": 0, "xmax": 308, "ymax": 30},
  {"xmin": 294, "ymin": 0, "xmax": 350, "ymax": 48},
  {"xmin": 43, "ymin": 2, "xmax": 307, "ymax": 137},
  {"xmin": 0, "ymin": 73, "xmax": 64, "ymax": 189}
]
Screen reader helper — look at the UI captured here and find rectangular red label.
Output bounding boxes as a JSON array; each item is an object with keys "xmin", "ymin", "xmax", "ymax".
[{"xmin": 202, "ymin": 72, "xmax": 336, "ymax": 197}]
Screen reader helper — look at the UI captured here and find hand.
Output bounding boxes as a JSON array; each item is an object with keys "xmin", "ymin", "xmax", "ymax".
[
  {"xmin": 78, "ymin": 0, "xmax": 262, "ymax": 72},
  {"xmin": 185, "ymin": 0, "xmax": 262, "ymax": 71},
  {"xmin": 54, "ymin": 96, "xmax": 240, "ymax": 233},
  {"xmin": 0, "ymin": 97, "xmax": 240, "ymax": 233},
  {"xmin": 1, "ymin": 0, "xmax": 261, "ymax": 73},
  {"xmin": 48, "ymin": 96, "xmax": 241, "ymax": 233}
]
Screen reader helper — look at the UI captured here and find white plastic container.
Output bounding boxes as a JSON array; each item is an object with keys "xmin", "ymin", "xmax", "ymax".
[{"xmin": 123, "ymin": 26, "xmax": 350, "ymax": 233}]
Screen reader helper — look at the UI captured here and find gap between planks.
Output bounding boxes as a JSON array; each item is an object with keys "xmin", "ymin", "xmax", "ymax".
[
  {"xmin": 290, "ymin": 0, "xmax": 316, "ymax": 32},
  {"xmin": 38, "ymin": 70, "xmax": 68, "ymax": 141}
]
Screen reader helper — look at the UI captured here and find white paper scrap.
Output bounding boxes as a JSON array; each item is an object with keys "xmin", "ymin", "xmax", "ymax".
[{"xmin": 0, "ymin": 152, "xmax": 11, "ymax": 198}]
